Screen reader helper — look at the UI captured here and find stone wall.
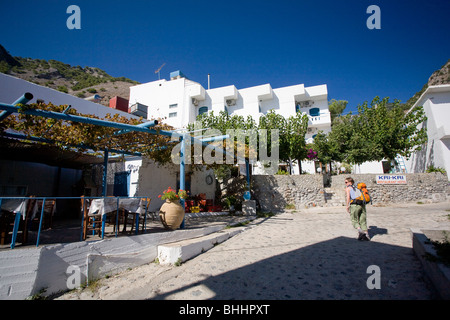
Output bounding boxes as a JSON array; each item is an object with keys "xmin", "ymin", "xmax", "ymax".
[
  {"xmin": 251, "ymin": 173, "xmax": 449, "ymax": 212},
  {"xmin": 251, "ymin": 175, "xmax": 325, "ymax": 212},
  {"xmin": 334, "ymin": 173, "xmax": 449, "ymax": 204}
]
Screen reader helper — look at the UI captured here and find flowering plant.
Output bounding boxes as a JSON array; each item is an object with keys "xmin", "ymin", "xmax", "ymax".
[
  {"xmin": 158, "ymin": 187, "xmax": 188, "ymax": 201},
  {"xmin": 307, "ymin": 148, "xmax": 318, "ymax": 160}
]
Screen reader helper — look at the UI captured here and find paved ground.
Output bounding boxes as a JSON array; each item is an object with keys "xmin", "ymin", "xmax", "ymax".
[{"xmin": 57, "ymin": 201, "xmax": 450, "ymax": 300}]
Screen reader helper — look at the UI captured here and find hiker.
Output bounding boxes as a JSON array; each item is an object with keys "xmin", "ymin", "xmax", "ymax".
[{"xmin": 345, "ymin": 177, "xmax": 370, "ymax": 241}]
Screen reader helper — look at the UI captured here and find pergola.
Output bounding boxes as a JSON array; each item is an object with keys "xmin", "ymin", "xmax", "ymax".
[{"xmin": 0, "ymin": 92, "xmax": 251, "ymax": 238}]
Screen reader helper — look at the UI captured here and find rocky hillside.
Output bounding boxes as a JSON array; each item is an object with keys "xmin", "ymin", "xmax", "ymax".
[
  {"xmin": 406, "ymin": 59, "xmax": 450, "ymax": 107},
  {"xmin": 0, "ymin": 44, "xmax": 139, "ymax": 107}
]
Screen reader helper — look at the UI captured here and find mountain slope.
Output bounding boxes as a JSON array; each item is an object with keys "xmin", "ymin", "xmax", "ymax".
[
  {"xmin": 0, "ymin": 44, "xmax": 140, "ymax": 107},
  {"xmin": 406, "ymin": 59, "xmax": 450, "ymax": 107}
]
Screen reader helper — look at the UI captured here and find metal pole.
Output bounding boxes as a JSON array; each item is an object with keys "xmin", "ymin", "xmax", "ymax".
[
  {"xmin": 36, "ymin": 198, "xmax": 46, "ymax": 247},
  {"xmin": 102, "ymin": 149, "xmax": 109, "ymax": 197},
  {"xmin": 179, "ymin": 135, "xmax": 186, "ymax": 229},
  {"xmin": 0, "ymin": 102, "xmax": 174, "ymax": 136},
  {"xmin": 0, "ymin": 92, "xmax": 33, "ymax": 121},
  {"xmin": 246, "ymin": 160, "xmax": 251, "ymax": 195},
  {"xmin": 10, "ymin": 212, "xmax": 21, "ymax": 249}
]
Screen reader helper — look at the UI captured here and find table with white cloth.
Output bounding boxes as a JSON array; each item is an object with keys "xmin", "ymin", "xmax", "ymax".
[
  {"xmin": 88, "ymin": 198, "xmax": 146, "ymax": 236},
  {"xmin": 0, "ymin": 199, "xmax": 33, "ymax": 248}
]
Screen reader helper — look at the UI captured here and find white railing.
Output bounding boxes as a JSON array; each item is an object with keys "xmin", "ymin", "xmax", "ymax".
[{"xmin": 308, "ymin": 112, "xmax": 331, "ymax": 125}]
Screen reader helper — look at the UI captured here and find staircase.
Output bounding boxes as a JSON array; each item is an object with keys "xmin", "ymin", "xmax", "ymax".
[{"xmin": 323, "ymin": 187, "xmax": 346, "ymax": 207}]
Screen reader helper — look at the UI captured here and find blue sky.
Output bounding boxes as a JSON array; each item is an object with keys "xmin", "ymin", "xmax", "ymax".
[{"xmin": 1, "ymin": 0, "xmax": 449, "ymax": 113}]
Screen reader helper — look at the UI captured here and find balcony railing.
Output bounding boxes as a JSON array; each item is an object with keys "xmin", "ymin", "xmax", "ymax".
[{"xmin": 308, "ymin": 112, "xmax": 331, "ymax": 126}]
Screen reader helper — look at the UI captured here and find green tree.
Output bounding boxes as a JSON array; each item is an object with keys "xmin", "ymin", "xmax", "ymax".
[
  {"xmin": 258, "ymin": 109, "xmax": 287, "ymax": 162},
  {"xmin": 328, "ymin": 99, "xmax": 348, "ymax": 122},
  {"xmin": 314, "ymin": 96, "xmax": 427, "ymax": 165},
  {"xmin": 285, "ymin": 111, "xmax": 309, "ymax": 173}
]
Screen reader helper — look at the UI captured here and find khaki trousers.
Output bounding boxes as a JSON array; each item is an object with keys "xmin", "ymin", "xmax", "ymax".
[{"xmin": 350, "ymin": 204, "xmax": 367, "ymax": 231}]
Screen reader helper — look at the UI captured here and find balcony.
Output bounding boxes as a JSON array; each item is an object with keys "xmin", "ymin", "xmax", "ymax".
[{"xmin": 307, "ymin": 112, "xmax": 331, "ymax": 127}]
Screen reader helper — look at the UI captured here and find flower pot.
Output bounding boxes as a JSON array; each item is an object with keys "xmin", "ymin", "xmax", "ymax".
[{"xmin": 159, "ymin": 200, "xmax": 185, "ymax": 230}]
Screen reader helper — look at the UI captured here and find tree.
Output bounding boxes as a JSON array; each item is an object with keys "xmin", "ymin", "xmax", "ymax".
[
  {"xmin": 313, "ymin": 96, "xmax": 427, "ymax": 165},
  {"xmin": 285, "ymin": 111, "xmax": 309, "ymax": 173},
  {"xmin": 328, "ymin": 99, "xmax": 348, "ymax": 122},
  {"xmin": 358, "ymin": 96, "xmax": 427, "ymax": 162},
  {"xmin": 188, "ymin": 109, "xmax": 310, "ymax": 174},
  {"xmin": 258, "ymin": 109, "xmax": 288, "ymax": 163}
]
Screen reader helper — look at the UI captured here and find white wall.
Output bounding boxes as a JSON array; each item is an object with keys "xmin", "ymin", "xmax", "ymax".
[
  {"xmin": 128, "ymin": 75, "xmax": 330, "ymax": 129},
  {"xmin": 129, "ymin": 78, "xmax": 186, "ymax": 128},
  {"xmin": 135, "ymin": 158, "xmax": 216, "ymax": 212},
  {"xmin": 124, "ymin": 157, "xmax": 142, "ymax": 197},
  {"xmin": 352, "ymin": 161, "xmax": 384, "ymax": 174},
  {"xmin": 0, "ymin": 73, "xmax": 133, "ymax": 119},
  {"xmin": 407, "ymin": 85, "xmax": 450, "ymax": 180}
]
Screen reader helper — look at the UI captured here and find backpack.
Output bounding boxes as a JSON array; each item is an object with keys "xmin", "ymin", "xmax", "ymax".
[{"xmin": 351, "ymin": 183, "xmax": 371, "ymax": 205}]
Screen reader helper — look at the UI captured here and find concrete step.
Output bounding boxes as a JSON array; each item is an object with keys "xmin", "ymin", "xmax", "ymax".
[{"xmin": 157, "ymin": 226, "xmax": 246, "ymax": 265}]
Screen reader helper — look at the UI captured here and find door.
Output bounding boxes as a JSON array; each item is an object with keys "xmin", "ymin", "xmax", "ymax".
[{"xmin": 113, "ymin": 171, "xmax": 130, "ymax": 196}]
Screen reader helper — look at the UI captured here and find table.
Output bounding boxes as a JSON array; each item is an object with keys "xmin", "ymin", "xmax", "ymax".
[
  {"xmin": 0, "ymin": 199, "xmax": 35, "ymax": 248},
  {"xmin": 0, "ymin": 199, "xmax": 31, "ymax": 219},
  {"xmin": 1, "ymin": 198, "xmax": 59, "ymax": 248},
  {"xmin": 88, "ymin": 198, "xmax": 146, "ymax": 237}
]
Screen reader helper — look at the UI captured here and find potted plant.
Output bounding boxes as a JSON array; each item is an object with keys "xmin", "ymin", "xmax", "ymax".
[
  {"xmin": 222, "ymin": 195, "xmax": 237, "ymax": 214},
  {"xmin": 158, "ymin": 187, "xmax": 188, "ymax": 230}
]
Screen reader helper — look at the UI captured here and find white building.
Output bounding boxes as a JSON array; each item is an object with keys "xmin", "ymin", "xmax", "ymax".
[
  {"xmin": 406, "ymin": 84, "xmax": 450, "ymax": 180},
  {"xmin": 129, "ymin": 71, "xmax": 331, "ymax": 174}
]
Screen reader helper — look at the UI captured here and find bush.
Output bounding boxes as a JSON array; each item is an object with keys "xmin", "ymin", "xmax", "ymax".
[
  {"xmin": 57, "ymin": 86, "xmax": 68, "ymax": 93},
  {"xmin": 426, "ymin": 165, "xmax": 446, "ymax": 175}
]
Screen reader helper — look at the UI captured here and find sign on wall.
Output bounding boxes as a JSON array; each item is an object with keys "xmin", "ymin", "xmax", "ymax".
[{"xmin": 376, "ymin": 175, "xmax": 407, "ymax": 184}]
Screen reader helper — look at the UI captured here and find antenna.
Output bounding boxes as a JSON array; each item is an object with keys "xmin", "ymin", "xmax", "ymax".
[{"xmin": 155, "ymin": 63, "xmax": 166, "ymax": 80}]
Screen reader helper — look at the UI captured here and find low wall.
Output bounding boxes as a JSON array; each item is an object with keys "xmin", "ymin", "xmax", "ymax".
[
  {"xmin": 252, "ymin": 175, "xmax": 325, "ymax": 212},
  {"xmin": 332, "ymin": 173, "xmax": 449, "ymax": 204},
  {"xmin": 0, "ymin": 225, "xmax": 223, "ymax": 300},
  {"xmin": 251, "ymin": 173, "xmax": 449, "ymax": 212}
]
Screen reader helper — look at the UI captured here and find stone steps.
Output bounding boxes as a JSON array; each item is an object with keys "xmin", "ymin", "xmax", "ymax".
[
  {"xmin": 157, "ymin": 226, "xmax": 247, "ymax": 265},
  {"xmin": 324, "ymin": 187, "xmax": 345, "ymax": 206}
]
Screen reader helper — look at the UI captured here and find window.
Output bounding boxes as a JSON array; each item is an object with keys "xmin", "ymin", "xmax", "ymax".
[
  {"xmin": 198, "ymin": 106, "xmax": 208, "ymax": 115},
  {"xmin": 169, "ymin": 112, "xmax": 177, "ymax": 118},
  {"xmin": 309, "ymin": 108, "xmax": 320, "ymax": 117},
  {"xmin": 169, "ymin": 104, "xmax": 178, "ymax": 109}
]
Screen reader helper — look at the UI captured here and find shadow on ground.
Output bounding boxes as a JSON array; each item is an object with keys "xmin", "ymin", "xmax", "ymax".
[{"xmin": 148, "ymin": 235, "xmax": 435, "ymax": 300}]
